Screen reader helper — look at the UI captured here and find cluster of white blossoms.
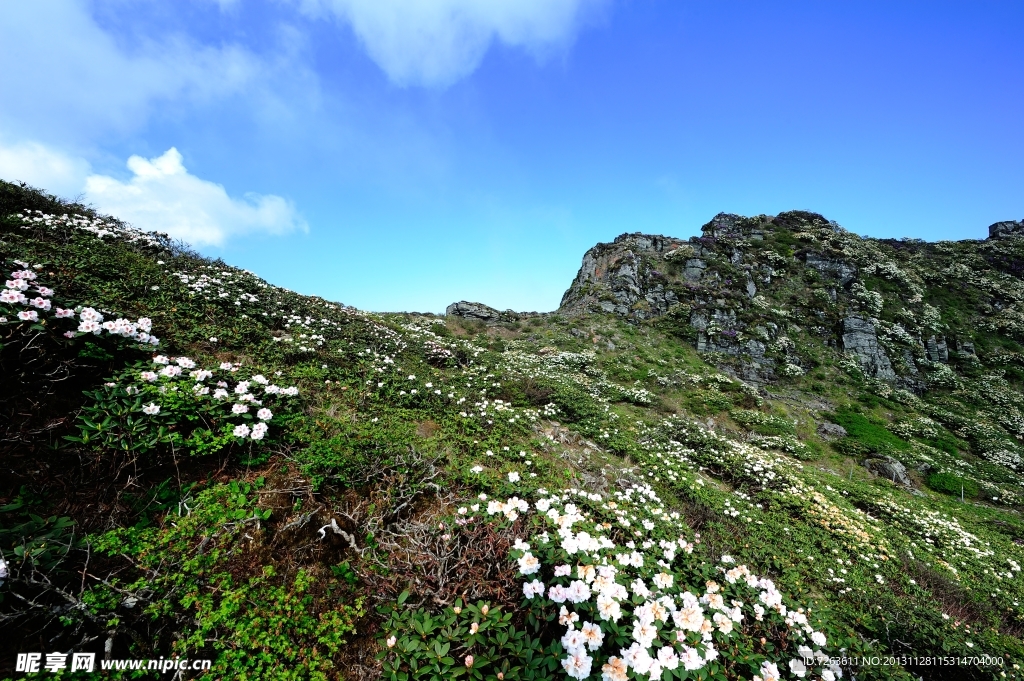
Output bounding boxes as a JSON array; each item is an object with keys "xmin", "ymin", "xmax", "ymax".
[
  {"xmin": 480, "ymin": 481, "xmax": 836, "ymax": 681},
  {"xmin": 16, "ymin": 209, "xmax": 163, "ymax": 247},
  {"xmin": 1, "ymin": 261, "xmax": 159, "ymax": 345},
  {"xmin": 133, "ymin": 356, "xmax": 298, "ymax": 441}
]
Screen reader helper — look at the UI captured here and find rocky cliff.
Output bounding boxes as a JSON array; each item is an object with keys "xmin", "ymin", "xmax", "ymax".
[{"xmin": 554, "ymin": 210, "xmax": 1024, "ymax": 387}]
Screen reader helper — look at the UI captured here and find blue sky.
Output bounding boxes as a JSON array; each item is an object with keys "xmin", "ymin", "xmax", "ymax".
[{"xmin": 1, "ymin": 1, "xmax": 1022, "ymax": 312}]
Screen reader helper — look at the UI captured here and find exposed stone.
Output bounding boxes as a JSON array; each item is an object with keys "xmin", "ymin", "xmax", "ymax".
[
  {"xmin": 987, "ymin": 219, "xmax": 1024, "ymax": 240},
  {"xmin": 804, "ymin": 252, "xmax": 857, "ymax": 287},
  {"xmin": 559, "ymin": 232, "xmax": 687, "ymax": 319},
  {"xmin": 840, "ymin": 315, "xmax": 896, "ymax": 380},
  {"xmin": 925, "ymin": 335, "xmax": 948, "ymax": 363},
  {"xmin": 816, "ymin": 422, "xmax": 848, "ymax": 440},
  {"xmin": 445, "ymin": 301, "xmax": 501, "ymax": 322},
  {"xmin": 863, "ymin": 455, "xmax": 912, "ymax": 487}
]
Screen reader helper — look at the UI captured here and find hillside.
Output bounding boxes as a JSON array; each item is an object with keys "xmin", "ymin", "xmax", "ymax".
[{"xmin": 2, "ymin": 180, "xmax": 1023, "ymax": 680}]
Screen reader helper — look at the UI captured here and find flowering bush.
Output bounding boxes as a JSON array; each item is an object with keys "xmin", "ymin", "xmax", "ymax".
[
  {"xmin": 1, "ymin": 259, "xmax": 160, "ymax": 345},
  {"xmin": 68, "ymin": 355, "xmax": 299, "ymax": 457},
  {"xmin": 381, "ymin": 479, "xmax": 839, "ymax": 681}
]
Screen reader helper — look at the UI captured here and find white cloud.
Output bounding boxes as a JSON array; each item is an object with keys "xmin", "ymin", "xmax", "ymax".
[
  {"xmin": 0, "ymin": 139, "xmax": 91, "ymax": 198},
  {"xmin": 0, "ymin": 1, "xmax": 266, "ymax": 143},
  {"xmin": 297, "ymin": 0, "xmax": 609, "ymax": 87},
  {"xmin": 84, "ymin": 148, "xmax": 307, "ymax": 247}
]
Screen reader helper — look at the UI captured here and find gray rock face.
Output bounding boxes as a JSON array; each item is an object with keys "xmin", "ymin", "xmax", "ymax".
[
  {"xmin": 701, "ymin": 212, "xmax": 766, "ymax": 240},
  {"xmin": 925, "ymin": 335, "xmax": 948, "ymax": 363},
  {"xmin": 840, "ymin": 316, "xmax": 896, "ymax": 380},
  {"xmin": 445, "ymin": 301, "xmax": 501, "ymax": 322},
  {"xmin": 988, "ymin": 219, "xmax": 1024, "ymax": 240},
  {"xmin": 817, "ymin": 422, "xmax": 848, "ymax": 440},
  {"xmin": 559, "ymin": 232, "xmax": 687, "ymax": 319},
  {"xmin": 805, "ymin": 252, "xmax": 857, "ymax": 287},
  {"xmin": 863, "ymin": 455, "xmax": 912, "ymax": 487}
]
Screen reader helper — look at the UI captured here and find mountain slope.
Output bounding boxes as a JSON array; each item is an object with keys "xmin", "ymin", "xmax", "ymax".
[{"xmin": 2, "ymin": 181, "xmax": 1023, "ymax": 680}]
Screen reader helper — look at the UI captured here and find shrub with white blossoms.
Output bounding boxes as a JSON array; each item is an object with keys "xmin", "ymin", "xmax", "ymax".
[
  {"xmin": 487, "ymin": 482, "xmax": 838, "ymax": 681},
  {"xmin": 1, "ymin": 260, "xmax": 159, "ymax": 345},
  {"xmin": 134, "ymin": 355, "xmax": 298, "ymax": 442},
  {"xmin": 75, "ymin": 356, "xmax": 301, "ymax": 456}
]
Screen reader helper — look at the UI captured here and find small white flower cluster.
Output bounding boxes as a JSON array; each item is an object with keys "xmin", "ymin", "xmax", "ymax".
[
  {"xmin": 132, "ymin": 356, "xmax": 298, "ymax": 441},
  {"xmin": 1, "ymin": 262, "xmax": 159, "ymax": 344},
  {"xmin": 16, "ymin": 209, "xmax": 164, "ymax": 247}
]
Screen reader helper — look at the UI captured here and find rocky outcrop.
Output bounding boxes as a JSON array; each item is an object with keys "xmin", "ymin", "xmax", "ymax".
[
  {"xmin": 445, "ymin": 301, "xmax": 546, "ymax": 324},
  {"xmin": 840, "ymin": 316, "xmax": 896, "ymax": 380},
  {"xmin": 925, "ymin": 335, "xmax": 948, "ymax": 363},
  {"xmin": 445, "ymin": 301, "xmax": 502, "ymax": 322},
  {"xmin": 988, "ymin": 219, "xmax": 1024, "ymax": 240},
  {"xmin": 804, "ymin": 252, "xmax": 857, "ymax": 287},
  {"xmin": 817, "ymin": 422, "xmax": 848, "ymax": 440},
  {"xmin": 558, "ymin": 232, "xmax": 686, "ymax": 320},
  {"xmin": 863, "ymin": 455, "xmax": 912, "ymax": 487}
]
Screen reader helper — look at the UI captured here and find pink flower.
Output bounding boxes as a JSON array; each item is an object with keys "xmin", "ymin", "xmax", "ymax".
[
  {"xmin": 30, "ymin": 297, "xmax": 51, "ymax": 311},
  {"xmin": 63, "ymin": 331, "xmax": 75, "ymax": 338},
  {"xmin": 0, "ymin": 289, "xmax": 26, "ymax": 304},
  {"xmin": 233, "ymin": 424, "xmax": 251, "ymax": 438},
  {"xmin": 35, "ymin": 286, "xmax": 53, "ymax": 296},
  {"xmin": 54, "ymin": 308, "xmax": 75, "ymax": 319},
  {"xmin": 17, "ymin": 310, "xmax": 39, "ymax": 322},
  {"xmin": 256, "ymin": 408, "xmax": 273, "ymax": 421},
  {"xmin": 464, "ymin": 655, "xmax": 474, "ymax": 668}
]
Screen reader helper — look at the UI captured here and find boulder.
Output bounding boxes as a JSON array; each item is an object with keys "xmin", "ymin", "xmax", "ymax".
[
  {"xmin": 445, "ymin": 301, "xmax": 501, "ymax": 322},
  {"xmin": 863, "ymin": 455, "xmax": 912, "ymax": 487},
  {"xmin": 816, "ymin": 422, "xmax": 848, "ymax": 440}
]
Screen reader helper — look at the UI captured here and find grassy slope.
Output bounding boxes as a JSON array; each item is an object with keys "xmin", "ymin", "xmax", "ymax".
[{"xmin": 1, "ymin": 182, "xmax": 1022, "ymax": 680}]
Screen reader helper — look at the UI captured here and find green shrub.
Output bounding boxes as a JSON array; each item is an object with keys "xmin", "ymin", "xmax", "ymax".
[
  {"xmin": 831, "ymin": 408, "xmax": 909, "ymax": 453},
  {"xmin": 730, "ymin": 408, "xmax": 795, "ymax": 435},
  {"xmin": 926, "ymin": 471, "xmax": 979, "ymax": 499}
]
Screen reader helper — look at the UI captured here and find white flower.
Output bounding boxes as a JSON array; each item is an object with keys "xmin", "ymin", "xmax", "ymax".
[
  {"xmin": 152, "ymin": 355, "xmax": 170, "ymax": 365},
  {"xmin": 508, "ymin": 471, "xmax": 520, "ymax": 483},
  {"xmin": 17, "ymin": 310, "xmax": 38, "ymax": 321},
  {"xmin": 142, "ymin": 403, "xmax": 160, "ymax": 415},
  {"xmin": 789, "ymin": 658, "xmax": 807, "ymax": 678},
  {"xmin": 561, "ymin": 650, "xmax": 593, "ymax": 680},
  {"xmin": 518, "ymin": 552, "xmax": 541, "ymax": 575},
  {"xmin": 251, "ymin": 422, "xmax": 269, "ymax": 440},
  {"xmin": 233, "ymin": 424, "xmax": 251, "ymax": 438},
  {"xmin": 256, "ymin": 408, "xmax": 273, "ymax": 420},
  {"xmin": 811, "ymin": 631, "xmax": 826, "ymax": 647},
  {"xmin": 759, "ymin": 661, "xmax": 781, "ymax": 681},
  {"xmin": 580, "ymin": 621, "xmax": 604, "ymax": 651},
  {"xmin": 523, "ymin": 579, "xmax": 545, "ymax": 598},
  {"xmin": 653, "ymin": 572, "xmax": 674, "ymax": 590},
  {"xmin": 566, "ymin": 580, "xmax": 591, "ymax": 604},
  {"xmin": 232, "ymin": 403, "xmax": 249, "ymax": 414}
]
